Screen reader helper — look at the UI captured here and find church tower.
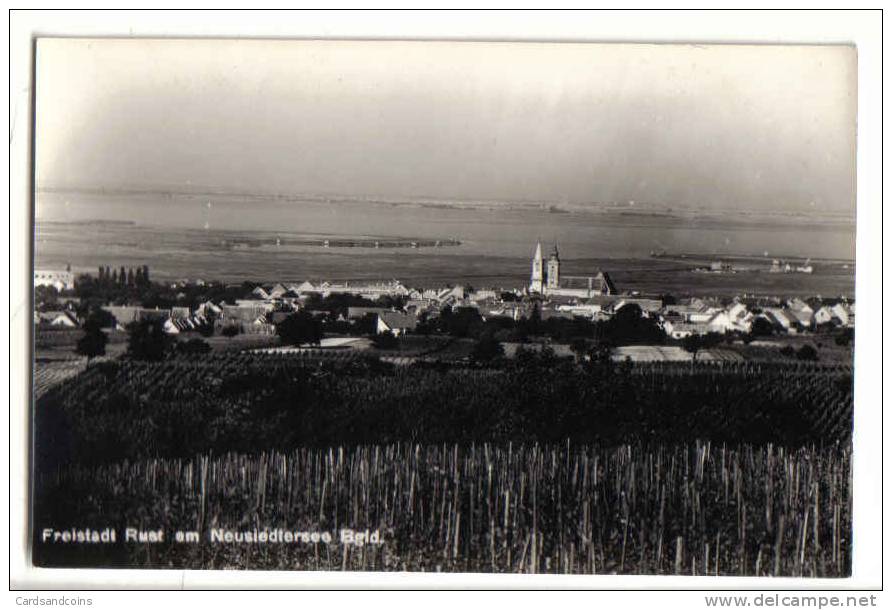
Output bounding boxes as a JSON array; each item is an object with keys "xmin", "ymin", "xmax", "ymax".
[
  {"xmin": 530, "ymin": 241, "xmax": 544, "ymax": 293},
  {"xmin": 546, "ymin": 244, "xmax": 560, "ymax": 290}
]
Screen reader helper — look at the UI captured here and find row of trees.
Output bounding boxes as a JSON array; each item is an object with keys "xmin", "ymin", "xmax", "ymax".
[
  {"xmin": 95, "ymin": 265, "xmax": 150, "ymax": 288},
  {"xmin": 417, "ymin": 303, "xmax": 667, "ymax": 346}
]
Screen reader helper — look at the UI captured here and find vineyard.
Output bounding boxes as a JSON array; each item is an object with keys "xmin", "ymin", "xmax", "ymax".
[
  {"xmin": 35, "ymin": 352, "xmax": 853, "ymax": 467},
  {"xmin": 34, "ymin": 442, "xmax": 851, "ymax": 574},
  {"xmin": 32, "ymin": 351, "xmax": 854, "ymax": 573}
]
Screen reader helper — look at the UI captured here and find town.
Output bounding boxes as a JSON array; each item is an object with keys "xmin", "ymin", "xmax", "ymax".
[{"xmin": 33, "ymin": 241, "xmax": 855, "ymax": 373}]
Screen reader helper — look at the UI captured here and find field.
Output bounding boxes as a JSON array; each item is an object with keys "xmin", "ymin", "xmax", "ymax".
[
  {"xmin": 32, "ymin": 352, "xmax": 853, "ymax": 573},
  {"xmin": 33, "ymin": 358, "xmax": 88, "ymax": 399}
]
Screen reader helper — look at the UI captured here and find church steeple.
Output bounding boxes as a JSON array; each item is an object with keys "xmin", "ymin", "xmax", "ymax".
[
  {"xmin": 530, "ymin": 241, "xmax": 544, "ymax": 293},
  {"xmin": 546, "ymin": 242, "xmax": 560, "ymax": 289}
]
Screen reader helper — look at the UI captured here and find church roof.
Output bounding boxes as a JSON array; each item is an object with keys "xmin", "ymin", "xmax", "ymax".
[{"xmin": 533, "ymin": 242, "xmax": 543, "ymax": 260}]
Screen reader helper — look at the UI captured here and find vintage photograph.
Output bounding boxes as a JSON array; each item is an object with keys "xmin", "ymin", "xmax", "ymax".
[{"xmin": 31, "ymin": 39, "xmax": 856, "ymax": 576}]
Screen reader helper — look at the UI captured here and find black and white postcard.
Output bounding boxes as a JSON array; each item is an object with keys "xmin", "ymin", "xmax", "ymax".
[{"xmin": 28, "ymin": 37, "xmax": 859, "ymax": 578}]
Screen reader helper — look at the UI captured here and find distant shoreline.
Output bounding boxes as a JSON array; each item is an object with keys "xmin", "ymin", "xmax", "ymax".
[{"xmin": 36, "ymin": 186, "xmax": 856, "ymax": 228}]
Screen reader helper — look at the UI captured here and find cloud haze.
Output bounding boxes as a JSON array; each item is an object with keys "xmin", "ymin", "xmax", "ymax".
[{"xmin": 35, "ymin": 39, "xmax": 856, "ymax": 215}]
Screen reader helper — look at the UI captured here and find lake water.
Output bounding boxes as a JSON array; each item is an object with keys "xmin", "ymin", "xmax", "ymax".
[{"xmin": 34, "ymin": 191, "xmax": 856, "ymax": 297}]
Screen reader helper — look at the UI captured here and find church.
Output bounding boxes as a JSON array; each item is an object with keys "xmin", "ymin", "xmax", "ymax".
[{"xmin": 529, "ymin": 241, "xmax": 616, "ymax": 298}]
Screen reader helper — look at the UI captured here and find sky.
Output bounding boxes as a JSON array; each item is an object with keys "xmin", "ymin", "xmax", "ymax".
[{"xmin": 35, "ymin": 39, "xmax": 856, "ymax": 215}]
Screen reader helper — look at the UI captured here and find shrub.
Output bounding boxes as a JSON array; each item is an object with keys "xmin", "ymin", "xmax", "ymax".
[
  {"xmin": 471, "ymin": 333, "xmax": 504, "ymax": 362},
  {"xmin": 797, "ymin": 344, "xmax": 819, "ymax": 361}
]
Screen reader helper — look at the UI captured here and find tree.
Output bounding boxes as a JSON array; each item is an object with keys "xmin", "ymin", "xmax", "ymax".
[
  {"xmin": 681, "ymin": 332, "xmax": 723, "ymax": 362},
  {"xmin": 471, "ymin": 332, "xmax": 504, "ymax": 362},
  {"xmin": 750, "ymin": 317, "xmax": 775, "ymax": 338},
  {"xmin": 142, "ymin": 265, "xmax": 150, "ymax": 285},
  {"xmin": 569, "ymin": 337, "xmax": 589, "ymax": 363},
  {"xmin": 88, "ymin": 306, "xmax": 116, "ymax": 329},
  {"xmin": 595, "ymin": 304, "xmax": 664, "ymax": 346},
  {"xmin": 276, "ymin": 311, "xmax": 323, "ymax": 346},
  {"xmin": 438, "ymin": 306, "xmax": 484, "ymax": 338},
  {"xmin": 75, "ymin": 315, "xmax": 107, "ymax": 361},
  {"xmin": 119, "ymin": 266, "xmax": 127, "ymax": 287},
  {"xmin": 197, "ymin": 312, "xmax": 216, "ymax": 337},
  {"xmin": 221, "ymin": 325, "xmax": 241, "ymax": 338},
  {"xmin": 126, "ymin": 319, "xmax": 172, "ymax": 361},
  {"xmin": 371, "ymin": 330, "xmax": 399, "ymax": 350},
  {"xmin": 126, "ymin": 268, "xmax": 135, "ymax": 287},
  {"xmin": 528, "ymin": 303, "xmax": 542, "ymax": 335}
]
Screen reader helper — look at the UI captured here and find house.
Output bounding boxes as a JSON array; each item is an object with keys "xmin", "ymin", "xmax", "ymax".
[
  {"xmin": 103, "ymin": 306, "xmax": 141, "ymax": 328},
  {"xmin": 785, "ymin": 307, "xmax": 814, "ymax": 331},
  {"xmin": 171, "ymin": 306, "xmax": 192, "ymax": 320},
  {"xmin": 787, "ymin": 298, "xmax": 814, "ymax": 315},
  {"xmin": 376, "ymin": 312, "xmax": 417, "ymax": 336},
  {"xmin": 726, "ymin": 303, "xmax": 754, "ymax": 332},
  {"xmin": 436, "ymin": 286, "xmax": 466, "ymax": 303},
  {"xmin": 483, "ymin": 305, "xmax": 524, "ymax": 322},
  {"xmin": 267, "ymin": 283, "xmax": 288, "ymax": 299},
  {"xmin": 102, "ymin": 306, "xmax": 171, "ymax": 330},
  {"xmin": 469, "ymin": 290, "xmax": 498, "ymax": 303},
  {"xmin": 234, "ymin": 299, "xmax": 275, "ymax": 311},
  {"xmin": 611, "ymin": 298, "xmax": 663, "ymax": 315},
  {"xmin": 813, "ymin": 305, "xmax": 837, "ymax": 326},
  {"xmin": 252, "ymin": 286, "xmax": 270, "ymax": 300},
  {"xmin": 35, "ymin": 310, "xmax": 78, "ymax": 328},
  {"xmin": 831, "ymin": 303, "xmax": 854, "ymax": 327},
  {"xmin": 404, "ymin": 299, "xmax": 437, "ymax": 317},
  {"xmin": 294, "ymin": 281, "xmax": 317, "ymax": 294},
  {"xmin": 705, "ymin": 311, "xmax": 734, "ymax": 334},
  {"xmin": 662, "ymin": 320, "xmax": 711, "ymax": 339},
  {"xmin": 197, "ymin": 300, "xmax": 223, "ymax": 318},
  {"xmin": 220, "ymin": 304, "xmax": 270, "ymax": 325},
  {"xmin": 556, "ymin": 303, "xmax": 602, "ymax": 318},
  {"xmin": 299, "ymin": 279, "xmax": 412, "ymax": 299},
  {"xmin": 762, "ymin": 308, "xmax": 801, "ymax": 333},
  {"xmin": 662, "ymin": 302, "xmax": 717, "ymax": 323}
]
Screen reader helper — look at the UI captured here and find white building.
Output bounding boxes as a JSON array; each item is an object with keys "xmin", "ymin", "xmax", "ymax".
[{"xmin": 34, "ymin": 269, "xmax": 74, "ymax": 292}]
